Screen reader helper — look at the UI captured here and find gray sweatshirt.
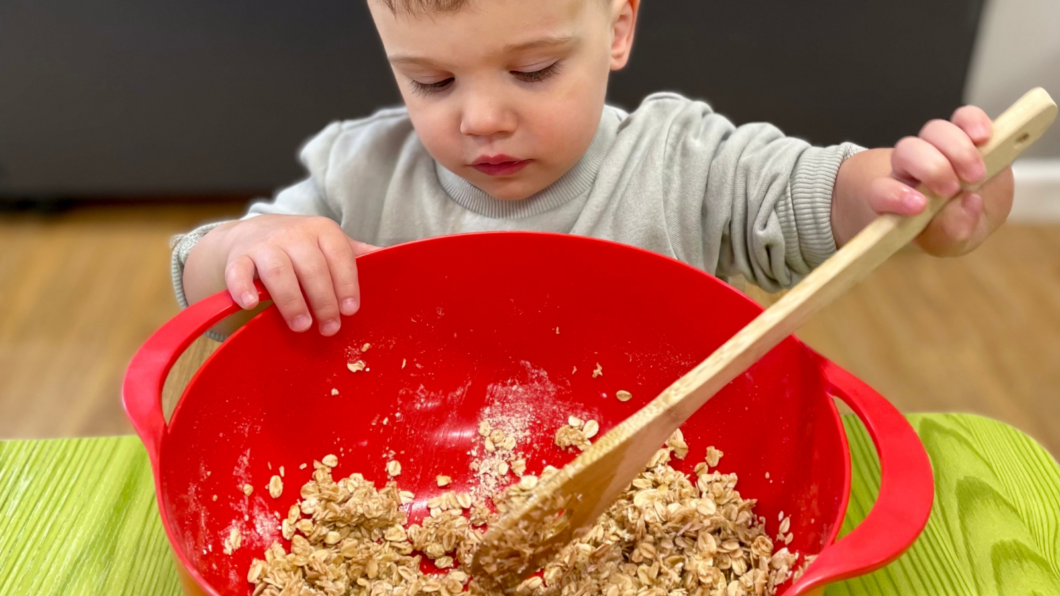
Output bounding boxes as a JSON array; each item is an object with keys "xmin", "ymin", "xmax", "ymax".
[{"xmin": 172, "ymin": 92, "xmax": 862, "ymax": 313}]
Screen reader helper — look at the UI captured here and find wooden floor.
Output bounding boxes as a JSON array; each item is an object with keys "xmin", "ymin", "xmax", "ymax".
[
  {"xmin": 0, "ymin": 202, "xmax": 243, "ymax": 439},
  {"xmin": 2, "ymin": 203, "xmax": 1059, "ymax": 456}
]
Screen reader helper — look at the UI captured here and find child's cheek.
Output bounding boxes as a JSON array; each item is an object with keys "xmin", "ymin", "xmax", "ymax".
[
  {"xmin": 407, "ymin": 103, "xmax": 461, "ymax": 164},
  {"xmin": 537, "ymin": 86, "xmax": 602, "ymax": 161}
]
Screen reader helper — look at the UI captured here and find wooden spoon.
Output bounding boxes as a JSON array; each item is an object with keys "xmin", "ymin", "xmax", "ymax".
[{"xmin": 469, "ymin": 87, "xmax": 1057, "ymax": 590}]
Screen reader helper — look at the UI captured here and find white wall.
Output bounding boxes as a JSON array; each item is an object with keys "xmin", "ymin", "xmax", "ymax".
[
  {"xmin": 965, "ymin": 0, "xmax": 1060, "ymax": 221},
  {"xmin": 966, "ymin": 0, "xmax": 1060, "ymax": 158}
]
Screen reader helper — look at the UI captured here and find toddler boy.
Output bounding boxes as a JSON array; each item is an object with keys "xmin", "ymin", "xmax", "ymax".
[{"xmin": 173, "ymin": 0, "xmax": 1013, "ymax": 338}]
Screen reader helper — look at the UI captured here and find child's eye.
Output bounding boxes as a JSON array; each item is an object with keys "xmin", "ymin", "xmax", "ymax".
[
  {"xmin": 410, "ymin": 78, "xmax": 454, "ymax": 96},
  {"xmin": 512, "ymin": 62, "xmax": 562, "ymax": 83}
]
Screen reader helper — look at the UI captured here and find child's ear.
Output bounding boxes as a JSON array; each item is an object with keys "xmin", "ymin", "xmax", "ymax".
[{"xmin": 609, "ymin": 0, "xmax": 640, "ymax": 70}]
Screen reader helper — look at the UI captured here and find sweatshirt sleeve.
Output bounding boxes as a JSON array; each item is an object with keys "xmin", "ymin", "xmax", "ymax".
[
  {"xmin": 630, "ymin": 94, "xmax": 863, "ymax": 292},
  {"xmin": 707, "ymin": 122, "xmax": 863, "ymax": 291},
  {"xmin": 169, "ymin": 122, "xmax": 345, "ymax": 312}
]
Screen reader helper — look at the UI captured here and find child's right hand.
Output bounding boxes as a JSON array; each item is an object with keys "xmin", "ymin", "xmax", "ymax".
[{"xmin": 210, "ymin": 214, "xmax": 377, "ymax": 336}]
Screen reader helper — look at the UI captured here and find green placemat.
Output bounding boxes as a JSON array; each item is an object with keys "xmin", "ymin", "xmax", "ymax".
[
  {"xmin": 0, "ymin": 437, "xmax": 181, "ymax": 596},
  {"xmin": 830, "ymin": 414, "xmax": 1060, "ymax": 596},
  {"xmin": 1, "ymin": 414, "xmax": 1057, "ymax": 595}
]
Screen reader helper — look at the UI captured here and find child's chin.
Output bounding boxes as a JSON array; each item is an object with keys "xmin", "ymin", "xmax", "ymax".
[{"xmin": 476, "ymin": 176, "xmax": 543, "ymax": 201}]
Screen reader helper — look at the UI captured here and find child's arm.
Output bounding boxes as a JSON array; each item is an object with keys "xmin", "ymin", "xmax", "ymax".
[{"xmin": 830, "ymin": 106, "xmax": 1015, "ymax": 255}]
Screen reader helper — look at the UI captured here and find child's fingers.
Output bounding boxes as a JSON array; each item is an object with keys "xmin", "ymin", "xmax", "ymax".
[
  {"xmin": 951, "ymin": 105, "xmax": 993, "ymax": 145},
  {"xmin": 319, "ymin": 234, "xmax": 361, "ymax": 317},
  {"xmin": 867, "ymin": 177, "xmax": 926, "ymax": 215},
  {"xmin": 919, "ymin": 119, "xmax": 986, "ymax": 184},
  {"xmin": 252, "ymin": 248, "xmax": 313, "ymax": 332},
  {"xmin": 286, "ymin": 245, "xmax": 343, "ymax": 336},
  {"xmin": 978, "ymin": 165, "xmax": 1015, "ymax": 236},
  {"xmin": 915, "ymin": 192, "xmax": 988, "ymax": 257},
  {"xmin": 350, "ymin": 238, "xmax": 381, "ymax": 256},
  {"xmin": 224, "ymin": 254, "xmax": 260, "ymax": 309},
  {"xmin": 892, "ymin": 136, "xmax": 962, "ymax": 199}
]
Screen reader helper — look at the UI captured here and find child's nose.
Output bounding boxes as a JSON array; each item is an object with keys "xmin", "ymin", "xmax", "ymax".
[{"xmin": 459, "ymin": 95, "xmax": 516, "ymax": 138}]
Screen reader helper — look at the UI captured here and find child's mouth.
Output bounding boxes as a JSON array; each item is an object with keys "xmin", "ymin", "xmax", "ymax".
[{"xmin": 471, "ymin": 155, "xmax": 531, "ymax": 177}]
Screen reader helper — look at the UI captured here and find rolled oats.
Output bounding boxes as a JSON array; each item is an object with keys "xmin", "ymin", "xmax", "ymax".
[
  {"xmin": 667, "ymin": 428, "xmax": 689, "ymax": 459},
  {"xmin": 793, "ymin": 554, "xmax": 817, "ymax": 581},
  {"xmin": 455, "ymin": 492, "xmax": 473, "ymax": 510},
  {"xmin": 616, "ymin": 390, "xmax": 632, "ymax": 402},
  {"xmin": 582, "ymin": 419, "xmax": 600, "ymax": 439},
  {"xmin": 511, "ymin": 459, "xmax": 527, "ymax": 476},
  {"xmin": 476, "ymin": 438, "xmax": 800, "ymax": 595},
  {"xmin": 247, "ymin": 558, "xmax": 264, "ymax": 582},
  {"xmin": 268, "ymin": 475, "xmax": 283, "ymax": 499},
  {"xmin": 554, "ymin": 418, "xmax": 591, "ymax": 452},
  {"xmin": 223, "ymin": 527, "xmax": 241, "ymax": 555},
  {"xmin": 437, "ymin": 475, "xmax": 452, "ymax": 487},
  {"xmin": 247, "ymin": 422, "xmax": 802, "ymax": 596},
  {"xmin": 706, "ymin": 446, "xmax": 724, "ymax": 467}
]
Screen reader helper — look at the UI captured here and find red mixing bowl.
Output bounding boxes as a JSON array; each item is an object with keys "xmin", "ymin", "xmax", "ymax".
[{"xmin": 124, "ymin": 232, "xmax": 933, "ymax": 596}]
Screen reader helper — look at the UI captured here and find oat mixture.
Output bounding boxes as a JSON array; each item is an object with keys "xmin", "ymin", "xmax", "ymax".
[{"xmin": 246, "ymin": 422, "xmax": 804, "ymax": 596}]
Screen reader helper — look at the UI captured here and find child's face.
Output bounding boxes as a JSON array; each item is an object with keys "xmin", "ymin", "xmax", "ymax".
[{"xmin": 369, "ymin": 0, "xmax": 637, "ymax": 200}]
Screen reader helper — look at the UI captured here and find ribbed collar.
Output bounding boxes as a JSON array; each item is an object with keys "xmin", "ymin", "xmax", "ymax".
[{"xmin": 435, "ymin": 109, "xmax": 617, "ymax": 219}]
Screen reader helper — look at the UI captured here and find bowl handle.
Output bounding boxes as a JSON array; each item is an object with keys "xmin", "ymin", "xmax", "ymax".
[
  {"xmin": 121, "ymin": 282, "xmax": 269, "ymax": 465},
  {"xmin": 785, "ymin": 351, "xmax": 934, "ymax": 595}
]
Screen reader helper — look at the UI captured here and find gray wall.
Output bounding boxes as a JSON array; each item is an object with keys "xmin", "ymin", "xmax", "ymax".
[{"xmin": 0, "ymin": 0, "xmax": 985, "ymax": 198}]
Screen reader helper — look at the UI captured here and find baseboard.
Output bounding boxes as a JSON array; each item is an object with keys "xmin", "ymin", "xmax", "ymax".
[{"xmin": 1010, "ymin": 158, "xmax": 1060, "ymax": 223}]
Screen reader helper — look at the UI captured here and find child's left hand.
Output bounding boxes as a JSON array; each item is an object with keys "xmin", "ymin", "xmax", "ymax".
[{"xmin": 833, "ymin": 106, "xmax": 1015, "ymax": 256}]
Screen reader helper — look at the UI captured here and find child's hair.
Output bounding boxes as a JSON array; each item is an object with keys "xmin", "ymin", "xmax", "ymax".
[
  {"xmin": 374, "ymin": 0, "xmax": 468, "ymax": 15},
  {"xmin": 375, "ymin": 0, "xmax": 610, "ymax": 16}
]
